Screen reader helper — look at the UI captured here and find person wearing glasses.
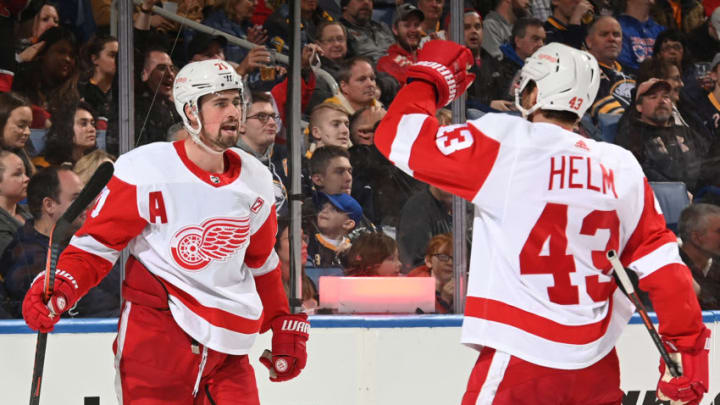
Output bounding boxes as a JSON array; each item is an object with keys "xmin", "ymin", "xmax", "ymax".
[
  {"xmin": 237, "ymin": 92, "xmax": 290, "ymax": 215},
  {"xmin": 408, "ymin": 233, "xmax": 455, "ymax": 313}
]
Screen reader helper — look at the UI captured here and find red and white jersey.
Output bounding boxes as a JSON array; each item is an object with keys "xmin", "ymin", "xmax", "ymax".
[
  {"xmin": 57, "ymin": 141, "xmax": 281, "ymax": 355},
  {"xmin": 375, "ymin": 82, "xmax": 703, "ymax": 369}
]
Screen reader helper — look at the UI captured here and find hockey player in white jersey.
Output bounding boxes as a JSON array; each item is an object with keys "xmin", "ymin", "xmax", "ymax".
[
  {"xmin": 22, "ymin": 59, "xmax": 310, "ymax": 404},
  {"xmin": 375, "ymin": 41, "xmax": 710, "ymax": 405}
]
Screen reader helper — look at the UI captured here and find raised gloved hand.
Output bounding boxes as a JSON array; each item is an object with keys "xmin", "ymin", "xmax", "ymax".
[
  {"xmin": 657, "ymin": 327, "xmax": 711, "ymax": 405},
  {"xmin": 406, "ymin": 39, "xmax": 476, "ymax": 107},
  {"xmin": 22, "ymin": 270, "xmax": 79, "ymax": 333},
  {"xmin": 259, "ymin": 313, "xmax": 310, "ymax": 382}
]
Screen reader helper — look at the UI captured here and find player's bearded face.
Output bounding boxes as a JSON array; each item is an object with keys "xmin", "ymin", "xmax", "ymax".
[{"xmin": 199, "ymin": 90, "xmax": 243, "ymax": 151}]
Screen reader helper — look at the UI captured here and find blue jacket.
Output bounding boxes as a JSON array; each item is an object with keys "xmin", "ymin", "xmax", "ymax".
[
  {"xmin": 617, "ymin": 15, "xmax": 665, "ymax": 73},
  {"xmin": 202, "ymin": 9, "xmax": 254, "ymax": 64}
]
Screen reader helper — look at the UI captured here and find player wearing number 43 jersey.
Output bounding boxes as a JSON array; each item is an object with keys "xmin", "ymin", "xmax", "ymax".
[
  {"xmin": 376, "ymin": 41, "xmax": 710, "ymax": 405},
  {"xmin": 21, "ymin": 60, "xmax": 309, "ymax": 404}
]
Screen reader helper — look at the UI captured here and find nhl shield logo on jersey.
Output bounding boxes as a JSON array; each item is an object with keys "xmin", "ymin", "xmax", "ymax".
[{"xmin": 170, "ymin": 216, "xmax": 251, "ymax": 270}]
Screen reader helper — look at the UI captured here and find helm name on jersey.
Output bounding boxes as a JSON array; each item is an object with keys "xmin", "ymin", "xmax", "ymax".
[
  {"xmin": 548, "ymin": 155, "xmax": 618, "ymax": 198},
  {"xmin": 170, "ymin": 216, "xmax": 251, "ymax": 270}
]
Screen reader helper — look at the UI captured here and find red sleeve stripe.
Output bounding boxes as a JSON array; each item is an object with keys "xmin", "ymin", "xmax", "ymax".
[
  {"xmin": 69, "ymin": 234, "xmax": 120, "ymax": 265},
  {"xmin": 162, "ymin": 279, "xmax": 263, "ymax": 335},
  {"xmin": 388, "ymin": 113, "xmax": 430, "ymax": 175},
  {"xmin": 246, "ymin": 250, "xmax": 279, "ymax": 277},
  {"xmin": 629, "ymin": 242, "xmax": 685, "ymax": 280},
  {"xmin": 465, "ymin": 296, "xmax": 613, "ymax": 345}
]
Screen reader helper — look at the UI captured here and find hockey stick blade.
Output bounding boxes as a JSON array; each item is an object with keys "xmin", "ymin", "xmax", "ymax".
[
  {"xmin": 29, "ymin": 161, "xmax": 114, "ymax": 405},
  {"xmin": 606, "ymin": 250, "xmax": 681, "ymax": 378}
]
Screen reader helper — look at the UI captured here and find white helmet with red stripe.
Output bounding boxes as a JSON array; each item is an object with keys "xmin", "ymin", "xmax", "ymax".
[
  {"xmin": 514, "ymin": 43, "xmax": 600, "ymax": 119},
  {"xmin": 173, "ymin": 59, "xmax": 246, "ymax": 152}
]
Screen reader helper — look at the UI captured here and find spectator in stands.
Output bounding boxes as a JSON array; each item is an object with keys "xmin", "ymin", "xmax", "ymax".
[
  {"xmin": 615, "ymin": 79, "xmax": 705, "ymax": 192},
  {"xmin": 417, "ymin": 0, "xmax": 444, "ymax": 37},
  {"xmin": 73, "ymin": 149, "xmax": 115, "ymax": 185},
  {"xmin": 698, "ymin": 53, "xmax": 720, "ymax": 137},
  {"xmin": 343, "ymin": 232, "xmax": 401, "ymax": 276},
  {"xmin": 307, "ymin": 192, "xmax": 361, "ymax": 268},
  {"xmin": 0, "ymin": 165, "xmax": 120, "ymax": 317},
  {"xmin": 586, "ymin": 16, "xmax": 635, "ymax": 119},
  {"xmin": 203, "ymin": 0, "xmax": 269, "ymax": 63},
  {"xmin": 15, "ymin": 2, "xmax": 59, "ymax": 64},
  {"xmin": 0, "ymin": 150, "xmax": 31, "ymax": 258},
  {"xmin": 476, "ymin": 17, "xmax": 545, "ymax": 111},
  {"xmin": 309, "ymin": 145, "xmax": 353, "ymax": 195},
  {"xmin": 408, "ymin": 233, "xmax": 454, "ymax": 313},
  {"xmin": 530, "ymin": 0, "xmax": 552, "ymax": 23},
  {"xmin": 649, "ymin": 30, "xmax": 701, "ymax": 99},
  {"xmin": 35, "ymin": 101, "xmax": 97, "ymax": 168},
  {"xmin": 134, "ymin": 45, "xmax": 181, "ymax": 145},
  {"xmin": 275, "ymin": 217, "xmax": 318, "ymax": 311},
  {"xmin": 349, "ymin": 106, "xmax": 385, "ymax": 146},
  {"xmin": 237, "ymin": 91, "xmax": 290, "ymax": 214},
  {"xmin": 482, "ymin": 0, "xmax": 530, "ymax": 59},
  {"xmin": 0, "ymin": 92, "xmax": 34, "ymax": 175},
  {"xmin": 651, "ymin": 0, "xmax": 703, "ymax": 34},
  {"xmin": 339, "ymin": 0, "xmax": 394, "ymax": 64},
  {"xmin": 309, "ymin": 102, "xmax": 351, "ymax": 150},
  {"xmin": 686, "ymin": 7, "xmax": 720, "ymax": 64},
  {"xmin": 187, "ymin": 33, "xmax": 227, "ymax": 62},
  {"xmin": 12, "ymin": 26, "xmax": 80, "ymax": 123},
  {"xmin": 325, "ymin": 57, "xmax": 381, "ymax": 114},
  {"xmin": 678, "ymin": 203, "xmax": 720, "ymax": 309},
  {"xmin": 78, "ymin": 34, "xmax": 118, "ymax": 124},
  {"xmin": 617, "ymin": 0, "xmax": 665, "ymax": 73},
  {"xmin": 464, "ymin": 10, "xmax": 492, "ymax": 107},
  {"xmin": 315, "ymin": 21, "xmax": 348, "ymax": 78},
  {"xmin": 377, "ymin": 4, "xmax": 424, "ymax": 87},
  {"xmin": 397, "ymin": 185, "xmax": 452, "ymax": 273},
  {"xmin": 543, "ymin": 0, "xmax": 591, "ymax": 49},
  {"xmin": 265, "ymin": 0, "xmax": 333, "ymax": 52}
]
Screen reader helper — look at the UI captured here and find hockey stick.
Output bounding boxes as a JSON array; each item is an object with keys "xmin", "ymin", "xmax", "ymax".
[
  {"xmin": 29, "ymin": 161, "xmax": 114, "ymax": 405},
  {"xmin": 606, "ymin": 249, "xmax": 681, "ymax": 378}
]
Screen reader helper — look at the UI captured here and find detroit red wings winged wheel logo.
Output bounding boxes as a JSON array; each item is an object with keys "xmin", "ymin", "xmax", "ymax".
[{"xmin": 170, "ymin": 217, "xmax": 251, "ymax": 270}]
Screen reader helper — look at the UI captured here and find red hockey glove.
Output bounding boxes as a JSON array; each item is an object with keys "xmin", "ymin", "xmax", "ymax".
[
  {"xmin": 657, "ymin": 327, "xmax": 711, "ymax": 405},
  {"xmin": 259, "ymin": 313, "xmax": 310, "ymax": 382},
  {"xmin": 22, "ymin": 270, "xmax": 80, "ymax": 333},
  {"xmin": 406, "ymin": 39, "xmax": 476, "ymax": 107}
]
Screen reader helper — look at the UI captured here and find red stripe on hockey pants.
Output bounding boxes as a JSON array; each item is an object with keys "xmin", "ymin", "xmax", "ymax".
[
  {"xmin": 113, "ymin": 302, "xmax": 260, "ymax": 405},
  {"xmin": 461, "ymin": 347, "xmax": 623, "ymax": 405}
]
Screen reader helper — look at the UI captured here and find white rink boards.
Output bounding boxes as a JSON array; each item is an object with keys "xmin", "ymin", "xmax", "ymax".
[{"xmin": 0, "ymin": 313, "xmax": 718, "ymax": 405}]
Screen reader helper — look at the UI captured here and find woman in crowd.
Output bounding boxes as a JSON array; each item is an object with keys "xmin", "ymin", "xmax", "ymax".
[
  {"xmin": 35, "ymin": 101, "xmax": 97, "ymax": 168},
  {"xmin": 408, "ymin": 233, "xmax": 454, "ymax": 313},
  {"xmin": 0, "ymin": 151, "xmax": 31, "ymax": 258},
  {"xmin": 16, "ymin": 2, "xmax": 59, "ymax": 64},
  {"xmin": 0, "ymin": 92, "xmax": 35, "ymax": 176},
  {"xmin": 276, "ymin": 216, "xmax": 318, "ymax": 311},
  {"xmin": 78, "ymin": 34, "xmax": 118, "ymax": 122},
  {"xmin": 12, "ymin": 26, "xmax": 80, "ymax": 122},
  {"xmin": 343, "ymin": 232, "xmax": 402, "ymax": 277}
]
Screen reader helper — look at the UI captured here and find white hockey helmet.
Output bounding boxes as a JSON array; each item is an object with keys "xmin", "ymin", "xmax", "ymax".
[
  {"xmin": 173, "ymin": 59, "xmax": 245, "ymax": 150},
  {"xmin": 514, "ymin": 43, "xmax": 600, "ymax": 119}
]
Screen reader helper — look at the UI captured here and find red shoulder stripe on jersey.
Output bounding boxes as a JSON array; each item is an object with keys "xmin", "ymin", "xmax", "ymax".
[
  {"xmin": 56, "ymin": 244, "xmax": 115, "ymax": 299},
  {"xmin": 638, "ymin": 263, "xmax": 704, "ymax": 350},
  {"xmin": 620, "ymin": 178, "xmax": 678, "ymax": 266},
  {"xmin": 161, "ymin": 278, "xmax": 264, "ymax": 335},
  {"xmin": 244, "ymin": 205, "xmax": 277, "ymax": 269},
  {"xmin": 74, "ymin": 175, "xmax": 148, "ymax": 251},
  {"xmin": 465, "ymin": 296, "xmax": 613, "ymax": 345}
]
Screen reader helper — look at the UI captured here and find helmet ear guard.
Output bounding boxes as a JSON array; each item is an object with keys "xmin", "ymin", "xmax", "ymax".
[{"xmin": 514, "ymin": 43, "xmax": 600, "ymax": 120}]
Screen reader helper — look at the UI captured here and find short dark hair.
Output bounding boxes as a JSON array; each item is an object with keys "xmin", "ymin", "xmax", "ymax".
[
  {"xmin": 337, "ymin": 56, "xmax": 374, "ymax": 85},
  {"xmin": 310, "ymin": 145, "xmax": 350, "ymax": 175},
  {"xmin": 27, "ymin": 165, "xmax": 73, "ymax": 219},
  {"xmin": 512, "ymin": 17, "xmax": 544, "ymax": 43},
  {"xmin": 250, "ymin": 91, "xmax": 273, "ymax": 105},
  {"xmin": 678, "ymin": 203, "xmax": 720, "ymax": 243}
]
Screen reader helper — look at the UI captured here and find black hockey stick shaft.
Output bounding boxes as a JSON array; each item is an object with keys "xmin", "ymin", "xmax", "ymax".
[
  {"xmin": 606, "ymin": 250, "xmax": 681, "ymax": 378},
  {"xmin": 29, "ymin": 161, "xmax": 114, "ymax": 405}
]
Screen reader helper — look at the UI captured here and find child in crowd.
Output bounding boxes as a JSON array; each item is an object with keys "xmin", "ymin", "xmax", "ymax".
[
  {"xmin": 343, "ymin": 232, "xmax": 401, "ymax": 277},
  {"xmin": 307, "ymin": 192, "xmax": 363, "ymax": 268}
]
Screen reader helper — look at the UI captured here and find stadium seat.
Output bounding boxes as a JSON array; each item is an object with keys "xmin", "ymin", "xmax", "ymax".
[{"xmin": 649, "ymin": 181, "xmax": 691, "ymax": 232}]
